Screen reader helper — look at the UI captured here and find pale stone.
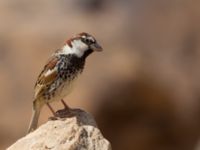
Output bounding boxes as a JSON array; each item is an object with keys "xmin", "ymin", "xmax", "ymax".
[{"xmin": 7, "ymin": 109, "xmax": 111, "ymax": 150}]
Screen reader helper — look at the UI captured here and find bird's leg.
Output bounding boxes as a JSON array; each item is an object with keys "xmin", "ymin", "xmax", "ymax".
[
  {"xmin": 46, "ymin": 102, "xmax": 56, "ymax": 116},
  {"xmin": 55, "ymin": 99, "xmax": 71, "ymax": 118},
  {"xmin": 61, "ymin": 99, "xmax": 70, "ymax": 110}
]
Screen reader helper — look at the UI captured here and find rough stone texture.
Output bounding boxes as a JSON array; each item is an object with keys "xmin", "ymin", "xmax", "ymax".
[{"xmin": 7, "ymin": 109, "xmax": 111, "ymax": 150}]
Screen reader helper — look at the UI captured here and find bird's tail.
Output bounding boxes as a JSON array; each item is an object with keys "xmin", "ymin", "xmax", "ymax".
[
  {"xmin": 27, "ymin": 100, "xmax": 43, "ymax": 134},
  {"xmin": 27, "ymin": 108, "xmax": 40, "ymax": 134}
]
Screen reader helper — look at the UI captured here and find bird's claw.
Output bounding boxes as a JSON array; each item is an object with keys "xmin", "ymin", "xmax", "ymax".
[{"xmin": 55, "ymin": 107, "xmax": 71, "ymax": 118}]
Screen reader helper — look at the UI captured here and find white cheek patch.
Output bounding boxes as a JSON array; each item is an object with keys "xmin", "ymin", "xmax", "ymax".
[
  {"xmin": 60, "ymin": 40, "xmax": 88, "ymax": 57},
  {"xmin": 72, "ymin": 40, "xmax": 88, "ymax": 52}
]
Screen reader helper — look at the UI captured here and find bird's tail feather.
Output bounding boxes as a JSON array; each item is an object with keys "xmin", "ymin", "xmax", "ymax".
[{"xmin": 27, "ymin": 108, "xmax": 40, "ymax": 134}]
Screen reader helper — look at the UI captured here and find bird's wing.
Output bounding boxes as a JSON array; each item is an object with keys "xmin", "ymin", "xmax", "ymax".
[{"xmin": 34, "ymin": 56, "xmax": 59, "ymax": 99}]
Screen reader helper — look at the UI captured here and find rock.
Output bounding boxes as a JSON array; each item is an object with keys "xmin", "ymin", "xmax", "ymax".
[{"xmin": 7, "ymin": 108, "xmax": 111, "ymax": 150}]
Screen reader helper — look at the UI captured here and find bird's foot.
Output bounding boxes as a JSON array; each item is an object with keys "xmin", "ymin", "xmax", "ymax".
[
  {"xmin": 48, "ymin": 116, "xmax": 59, "ymax": 120},
  {"xmin": 55, "ymin": 107, "xmax": 71, "ymax": 118},
  {"xmin": 48, "ymin": 108, "xmax": 70, "ymax": 120}
]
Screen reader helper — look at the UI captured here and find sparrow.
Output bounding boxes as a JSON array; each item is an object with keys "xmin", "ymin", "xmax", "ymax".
[{"xmin": 27, "ymin": 32, "xmax": 102, "ymax": 133}]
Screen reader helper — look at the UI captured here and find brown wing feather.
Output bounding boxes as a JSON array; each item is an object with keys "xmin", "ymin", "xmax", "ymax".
[{"xmin": 34, "ymin": 56, "xmax": 59, "ymax": 99}]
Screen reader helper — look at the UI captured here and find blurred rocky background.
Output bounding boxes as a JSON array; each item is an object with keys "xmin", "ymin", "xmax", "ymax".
[{"xmin": 1, "ymin": 0, "xmax": 200, "ymax": 150}]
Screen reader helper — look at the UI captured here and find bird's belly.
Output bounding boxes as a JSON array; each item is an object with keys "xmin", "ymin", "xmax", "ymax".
[
  {"xmin": 48, "ymin": 78, "xmax": 77, "ymax": 103},
  {"xmin": 60, "ymin": 80, "xmax": 75, "ymax": 98}
]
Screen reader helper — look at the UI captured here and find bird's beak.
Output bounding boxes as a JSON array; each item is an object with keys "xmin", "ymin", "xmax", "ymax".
[{"xmin": 90, "ymin": 42, "xmax": 103, "ymax": 52}]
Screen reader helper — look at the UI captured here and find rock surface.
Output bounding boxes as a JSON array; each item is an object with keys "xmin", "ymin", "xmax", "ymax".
[{"xmin": 7, "ymin": 109, "xmax": 111, "ymax": 150}]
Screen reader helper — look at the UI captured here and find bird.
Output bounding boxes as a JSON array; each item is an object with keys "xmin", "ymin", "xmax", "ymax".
[{"xmin": 27, "ymin": 32, "xmax": 103, "ymax": 133}]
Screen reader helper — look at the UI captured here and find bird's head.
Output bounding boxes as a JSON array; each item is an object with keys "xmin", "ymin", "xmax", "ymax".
[{"xmin": 61, "ymin": 32, "xmax": 103, "ymax": 58}]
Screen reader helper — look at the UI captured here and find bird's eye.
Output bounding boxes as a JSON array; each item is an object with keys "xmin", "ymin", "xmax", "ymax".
[{"xmin": 82, "ymin": 37, "xmax": 95, "ymax": 45}]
